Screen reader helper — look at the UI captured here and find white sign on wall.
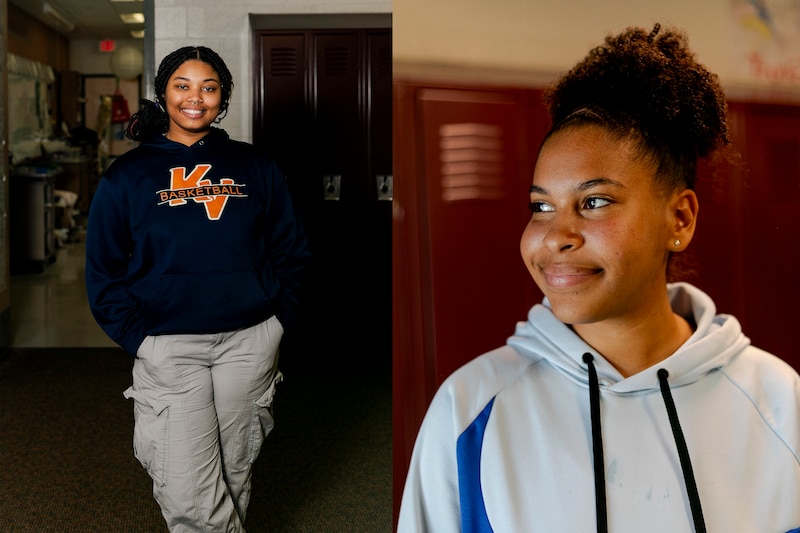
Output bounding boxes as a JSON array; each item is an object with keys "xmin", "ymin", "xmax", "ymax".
[{"xmin": 731, "ymin": 0, "xmax": 800, "ymax": 86}]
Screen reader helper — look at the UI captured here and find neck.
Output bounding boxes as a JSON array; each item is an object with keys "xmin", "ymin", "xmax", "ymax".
[
  {"xmin": 573, "ymin": 298, "xmax": 694, "ymax": 378},
  {"xmin": 166, "ymin": 128, "xmax": 209, "ymax": 146}
]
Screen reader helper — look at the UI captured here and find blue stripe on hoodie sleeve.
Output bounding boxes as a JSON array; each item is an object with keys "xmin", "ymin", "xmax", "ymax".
[
  {"xmin": 457, "ymin": 397, "xmax": 496, "ymax": 533},
  {"xmin": 785, "ymin": 528, "xmax": 800, "ymax": 533}
]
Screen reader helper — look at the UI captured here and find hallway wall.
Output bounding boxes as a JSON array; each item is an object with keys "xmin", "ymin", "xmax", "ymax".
[
  {"xmin": 69, "ymin": 38, "xmax": 144, "ymax": 75},
  {"xmin": 394, "ymin": 0, "xmax": 800, "ymax": 102},
  {"xmin": 6, "ymin": 2, "xmax": 69, "ymax": 70}
]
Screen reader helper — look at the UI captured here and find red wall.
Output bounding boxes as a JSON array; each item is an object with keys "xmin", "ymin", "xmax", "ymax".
[
  {"xmin": 693, "ymin": 102, "xmax": 800, "ymax": 361},
  {"xmin": 392, "ymin": 80, "xmax": 800, "ymax": 524}
]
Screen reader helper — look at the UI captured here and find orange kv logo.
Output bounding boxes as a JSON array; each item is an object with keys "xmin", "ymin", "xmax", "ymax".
[{"xmin": 157, "ymin": 164, "xmax": 248, "ymax": 220}]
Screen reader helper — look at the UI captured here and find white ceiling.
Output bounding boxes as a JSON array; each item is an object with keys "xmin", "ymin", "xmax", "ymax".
[{"xmin": 9, "ymin": 0, "xmax": 145, "ymax": 40}]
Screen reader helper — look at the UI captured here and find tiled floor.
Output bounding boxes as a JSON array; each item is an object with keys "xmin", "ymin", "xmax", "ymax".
[{"xmin": 10, "ymin": 242, "xmax": 117, "ymax": 348}]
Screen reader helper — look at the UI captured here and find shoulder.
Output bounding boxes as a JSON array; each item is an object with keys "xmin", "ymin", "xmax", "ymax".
[
  {"xmin": 213, "ymin": 136, "xmax": 281, "ymax": 172},
  {"xmin": 722, "ymin": 346, "xmax": 800, "ymax": 449},
  {"xmin": 431, "ymin": 346, "xmax": 542, "ymax": 433},
  {"xmin": 724, "ymin": 345, "xmax": 800, "ymax": 391},
  {"xmin": 106, "ymin": 146, "xmax": 146, "ymax": 170},
  {"xmin": 101, "ymin": 146, "xmax": 152, "ymax": 186},
  {"xmin": 219, "ymin": 136, "xmax": 256, "ymax": 154},
  {"xmin": 209, "ymin": 129, "xmax": 257, "ymax": 156}
]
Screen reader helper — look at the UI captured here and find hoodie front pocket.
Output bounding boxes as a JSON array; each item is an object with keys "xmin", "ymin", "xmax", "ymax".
[
  {"xmin": 148, "ymin": 270, "xmax": 271, "ymax": 330},
  {"xmin": 123, "ymin": 387, "xmax": 169, "ymax": 487}
]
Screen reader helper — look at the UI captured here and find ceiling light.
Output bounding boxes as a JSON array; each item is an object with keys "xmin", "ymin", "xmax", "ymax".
[
  {"xmin": 130, "ymin": 29, "xmax": 145, "ymax": 39},
  {"xmin": 43, "ymin": 2, "xmax": 76, "ymax": 32},
  {"xmin": 119, "ymin": 13, "xmax": 145, "ymax": 24}
]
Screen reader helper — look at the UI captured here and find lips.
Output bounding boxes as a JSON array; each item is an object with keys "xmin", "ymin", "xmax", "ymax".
[
  {"xmin": 540, "ymin": 264, "xmax": 602, "ymax": 288},
  {"xmin": 181, "ymin": 108, "xmax": 205, "ymax": 118}
]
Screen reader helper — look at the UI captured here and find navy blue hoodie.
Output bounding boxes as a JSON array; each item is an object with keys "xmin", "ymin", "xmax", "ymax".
[{"xmin": 86, "ymin": 128, "xmax": 311, "ymax": 356}]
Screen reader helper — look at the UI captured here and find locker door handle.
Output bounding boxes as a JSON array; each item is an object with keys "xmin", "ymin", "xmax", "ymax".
[
  {"xmin": 323, "ymin": 175, "xmax": 341, "ymax": 201},
  {"xmin": 376, "ymin": 175, "xmax": 392, "ymax": 201}
]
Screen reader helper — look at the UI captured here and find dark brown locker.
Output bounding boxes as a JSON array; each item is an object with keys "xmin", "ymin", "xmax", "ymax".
[
  {"xmin": 255, "ymin": 33, "xmax": 308, "ymax": 184},
  {"xmin": 254, "ymin": 29, "xmax": 392, "ymax": 373},
  {"xmin": 312, "ymin": 32, "xmax": 366, "ymax": 307},
  {"xmin": 364, "ymin": 31, "xmax": 393, "ymax": 358}
]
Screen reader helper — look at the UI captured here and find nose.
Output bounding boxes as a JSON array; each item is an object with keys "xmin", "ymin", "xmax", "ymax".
[
  {"xmin": 542, "ymin": 211, "xmax": 583, "ymax": 252},
  {"xmin": 187, "ymin": 90, "xmax": 203, "ymax": 104}
]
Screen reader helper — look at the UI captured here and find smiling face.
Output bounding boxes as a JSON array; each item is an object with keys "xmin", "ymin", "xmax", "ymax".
[
  {"xmin": 163, "ymin": 59, "xmax": 222, "ymax": 145},
  {"xmin": 520, "ymin": 124, "xmax": 697, "ymax": 329}
]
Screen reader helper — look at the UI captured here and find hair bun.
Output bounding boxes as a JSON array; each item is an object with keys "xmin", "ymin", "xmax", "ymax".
[{"xmin": 544, "ymin": 24, "xmax": 729, "ymax": 160}]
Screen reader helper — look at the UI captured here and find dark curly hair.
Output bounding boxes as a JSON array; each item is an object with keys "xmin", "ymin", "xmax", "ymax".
[
  {"xmin": 543, "ymin": 23, "xmax": 730, "ymax": 193},
  {"xmin": 125, "ymin": 46, "xmax": 234, "ymax": 141}
]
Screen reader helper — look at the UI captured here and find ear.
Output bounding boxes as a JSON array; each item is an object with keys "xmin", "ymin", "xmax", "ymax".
[{"xmin": 668, "ymin": 189, "xmax": 698, "ymax": 252}]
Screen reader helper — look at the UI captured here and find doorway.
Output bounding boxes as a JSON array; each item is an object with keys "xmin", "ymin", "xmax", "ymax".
[{"xmin": 253, "ymin": 17, "xmax": 392, "ymax": 375}]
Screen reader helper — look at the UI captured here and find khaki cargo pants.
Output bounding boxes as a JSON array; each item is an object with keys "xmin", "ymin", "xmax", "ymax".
[{"xmin": 124, "ymin": 316, "xmax": 283, "ymax": 532}]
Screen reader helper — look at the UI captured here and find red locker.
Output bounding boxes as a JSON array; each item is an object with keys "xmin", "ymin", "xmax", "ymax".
[{"xmin": 392, "ymin": 81, "xmax": 546, "ymax": 517}]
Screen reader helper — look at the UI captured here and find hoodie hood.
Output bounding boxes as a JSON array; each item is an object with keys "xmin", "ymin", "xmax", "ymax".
[
  {"xmin": 507, "ymin": 282, "xmax": 751, "ymax": 394},
  {"xmin": 139, "ymin": 126, "xmax": 230, "ymax": 152},
  {"xmin": 509, "ymin": 282, "xmax": 751, "ymax": 532}
]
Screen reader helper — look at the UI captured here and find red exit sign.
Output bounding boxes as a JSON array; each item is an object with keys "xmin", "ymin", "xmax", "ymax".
[{"xmin": 99, "ymin": 40, "xmax": 116, "ymax": 53}]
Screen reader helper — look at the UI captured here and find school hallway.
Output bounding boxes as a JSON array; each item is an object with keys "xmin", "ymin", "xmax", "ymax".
[{"xmin": 0, "ymin": 242, "xmax": 392, "ymax": 532}]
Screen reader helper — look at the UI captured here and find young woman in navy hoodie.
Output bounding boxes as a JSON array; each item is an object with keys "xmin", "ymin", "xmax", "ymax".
[{"xmin": 86, "ymin": 46, "xmax": 311, "ymax": 532}]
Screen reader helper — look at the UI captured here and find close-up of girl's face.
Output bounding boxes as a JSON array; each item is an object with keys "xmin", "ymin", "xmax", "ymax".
[
  {"xmin": 163, "ymin": 59, "xmax": 222, "ymax": 140},
  {"xmin": 520, "ymin": 124, "xmax": 695, "ymax": 328}
]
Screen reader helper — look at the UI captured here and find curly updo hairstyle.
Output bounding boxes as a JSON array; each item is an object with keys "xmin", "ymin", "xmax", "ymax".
[
  {"xmin": 543, "ymin": 24, "xmax": 730, "ymax": 193},
  {"xmin": 125, "ymin": 46, "xmax": 234, "ymax": 141}
]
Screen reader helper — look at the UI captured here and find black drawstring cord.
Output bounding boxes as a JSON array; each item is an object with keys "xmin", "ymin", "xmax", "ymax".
[
  {"xmin": 657, "ymin": 368, "xmax": 706, "ymax": 533},
  {"xmin": 582, "ymin": 353, "xmax": 608, "ymax": 533},
  {"xmin": 581, "ymin": 357, "xmax": 705, "ymax": 533}
]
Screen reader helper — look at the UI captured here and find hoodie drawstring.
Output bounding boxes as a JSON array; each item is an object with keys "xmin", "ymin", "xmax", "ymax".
[
  {"xmin": 582, "ymin": 353, "xmax": 608, "ymax": 533},
  {"xmin": 657, "ymin": 369, "xmax": 706, "ymax": 533},
  {"xmin": 582, "ymin": 355, "xmax": 706, "ymax": 533}
]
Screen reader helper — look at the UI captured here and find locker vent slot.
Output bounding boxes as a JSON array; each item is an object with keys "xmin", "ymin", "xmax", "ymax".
[
  {"xmin": 324, "ymin": 47, "xmax": 351, "ymax": 76},
  {"xmin": 439, "ymin": 123, "xmax": 505, "ymax": 202},
  {"xmin": 377, "ymin": 46, "xmax": 391, "ymax": 78},
  {"xmin": 269, "ymin": 47, "xmax": 298, "ymax": 77}
]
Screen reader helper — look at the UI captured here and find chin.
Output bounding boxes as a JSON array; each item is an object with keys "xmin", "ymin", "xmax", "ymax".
[{"xmin": 545, "ymin": 297, "xmax": 600, "ymax": 326}]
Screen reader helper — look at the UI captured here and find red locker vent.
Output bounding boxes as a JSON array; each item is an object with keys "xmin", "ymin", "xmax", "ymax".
[{"xmin": 438, "ymin": 123, "xmax": 505, "ymax": 202}]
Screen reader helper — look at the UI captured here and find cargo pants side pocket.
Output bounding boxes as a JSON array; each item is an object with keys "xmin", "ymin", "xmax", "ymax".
[
  {"xmin": 123, "ymin": 386, "xmax": 169, "ymax": 487},
  {"xmin": 248, "ymin": 371, "xmax": 283, "ymax": 464}
]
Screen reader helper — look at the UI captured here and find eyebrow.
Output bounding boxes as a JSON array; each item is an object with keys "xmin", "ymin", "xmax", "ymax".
[
  {"xmin": 529, "ymin": 177, "xmax": 627, "ymax": 194},
  {"xmin": 173, "ymin": 76, "xmax": 220, "ymax": 83}
]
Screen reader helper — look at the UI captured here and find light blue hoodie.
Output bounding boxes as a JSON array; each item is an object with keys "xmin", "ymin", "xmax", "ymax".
[{"xmin": 399, "ymin": 283, "xmax": 800, "ymax": 532}]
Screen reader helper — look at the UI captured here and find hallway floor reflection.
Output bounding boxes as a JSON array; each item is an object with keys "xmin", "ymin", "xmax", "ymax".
[{"xmin": 10, "ymin": 242, "xmax": 116, "ymax": 348}]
